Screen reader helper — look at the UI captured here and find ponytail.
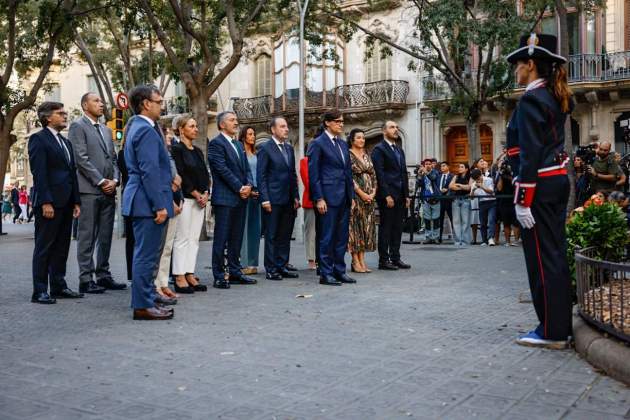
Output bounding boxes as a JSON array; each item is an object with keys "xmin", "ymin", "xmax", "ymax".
[{"xmin": 552, "ymin": 64, "xmax": 572, "ymax": 113}]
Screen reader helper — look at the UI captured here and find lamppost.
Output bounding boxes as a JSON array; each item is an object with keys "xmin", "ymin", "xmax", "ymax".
[{"xmin": 295, "ymin": 0, "xmax": 309, "ymax": 242}]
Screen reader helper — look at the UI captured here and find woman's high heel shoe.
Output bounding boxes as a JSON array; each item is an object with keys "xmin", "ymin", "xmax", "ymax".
[
  {"xmin": 174, "ymin": 283, "xmax": 195, "ymax": 294},
  {"xmin": 351, "ymin": 263, "xmax": 366, "ymax": 273}
]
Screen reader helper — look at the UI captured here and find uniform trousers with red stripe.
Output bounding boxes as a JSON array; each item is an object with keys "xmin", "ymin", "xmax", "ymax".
[{"xmin": 520, "ymin": 175, "xmax": 572, "ymax": 341}]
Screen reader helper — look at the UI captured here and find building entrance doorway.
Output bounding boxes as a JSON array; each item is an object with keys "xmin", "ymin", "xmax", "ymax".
[{"xmin": 445, "ymin": 124, "xmax": 493, "ymax": 166}]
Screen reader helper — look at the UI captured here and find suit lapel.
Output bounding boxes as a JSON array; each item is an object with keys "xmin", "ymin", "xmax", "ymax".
[
  {"xmin": 323, "ymin": 135, "xmax": 344, "ymax": 166},
  {"xmin": 382, "ymin": 141, "xmax": 400, "ymax": 169},
  {"xmin": 83, "ymin": 116, "xmax": 108, "ymax": 155},
  {"xmin": 270, "ymin": 140, "xmax": 290, "ymax": 168},
  {"xmin": 221, "ymin": 135, "xmax": 242, "ymax": 170},
  {"xmin": 44, "ymin": 128, "xmax": 70, "ymax": 168}
]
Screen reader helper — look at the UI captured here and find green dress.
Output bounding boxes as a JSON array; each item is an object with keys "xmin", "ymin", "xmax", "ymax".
[{"xmin": 348, "ymin": 151, "xmax": 377, "ymax": 253}]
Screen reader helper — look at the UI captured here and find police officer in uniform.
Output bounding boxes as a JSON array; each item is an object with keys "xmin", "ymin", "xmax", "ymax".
[{"xmin": 506, "ymin": 33, "xmax": 573, "ymax": 349}]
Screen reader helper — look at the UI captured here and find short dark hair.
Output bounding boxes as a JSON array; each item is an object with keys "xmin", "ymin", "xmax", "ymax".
[
  {"xmin": 80, "ymin": 92, "xmax": 98, "ymax": 109},
  {"xmin": 382, "ymin": 120, "xmax": 397, "ymax": 130},
  {"xmin": 347, "ymin": 128, "xmax": 365, "ymax": 145},
  {"xmin": 217, "ymin": 111, "xmax": 236, "ymax": 130},
  {"xmin": 268, "ymin": 116, "xmax": 286, "ymax": 132},
  {"xmin": 430, "ymin": 158, "xmax": 437, "ymax": 163},
  {"xmin": 37, "ymin": 101, "xmax": 64, "ymax": 127},
  {"xmin": 470, "ymin": 168, "xmax": 482, "ymax": 180},
  {"xmin": 440, "ymin": 161, "xmax": 449, "ymax": 166},
  {"xmin": 321, "ymin": 109, "xmax": 342, "ymax": 124},
  {"xmin": 129, "ymin": 84, "xmax": 160, "ymax": 115}
]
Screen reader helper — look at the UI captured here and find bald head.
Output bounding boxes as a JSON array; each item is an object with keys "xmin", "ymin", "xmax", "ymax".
[{"xmin": 597, "ymin": 141, "xmax": 612, "ymax": 159}]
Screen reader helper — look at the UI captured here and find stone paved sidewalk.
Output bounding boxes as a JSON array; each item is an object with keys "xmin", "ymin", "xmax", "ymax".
[{"xmin": 0, "ymin": 222, "xmax": 628, "ymax": 419}]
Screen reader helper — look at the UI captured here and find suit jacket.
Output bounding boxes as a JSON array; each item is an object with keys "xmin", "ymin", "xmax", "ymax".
[
  {"xmin": 68, "ymin": 116, "xmax": 119, "ymax": 194},
  {"xmin": 371, "ymin": 140, "xmax": 409, "ymax": 201},
  {"xmin": 436, "ymin": 172, "xmax": 454, "ymax": 196},
  {"xmin": 307, "ymin": 132, "xmax": 354, "ymax": 207},
  {"xmin": 28, "ymin": 128, "xmax": 81, "ymax": 208},
  {"xmin": 121, "ymin": 117, "xmax": 173, "ymax": 218},
  {"xmin": 207, "ymin": 133, "xmax": 253, "ymax": 207},
  {"xmin": 257, "ymin": 138, "xmax": 299, "ymax": 205}
]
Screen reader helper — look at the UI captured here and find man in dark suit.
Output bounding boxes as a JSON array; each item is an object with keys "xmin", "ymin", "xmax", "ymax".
[
  {"xmin": 371, "ymin": 120, "xmax": 411, "ymax": 270},
  {"xmin": 122, "ymin": 85, "xmax": 174, "ymax": 320},
  {"xmin": 308, "ymin": 110, "xmax": 356, "ymax": 286},
  {"xmin": 11, "ymin": 182, "xmax": 20, "ymax": 223},
  {"xmin": 437, "ymin": 161, "xmax": 454, "ymax": 243},
  {"xmin": 257, "ymin": 117, "xmax": 300, "ymax": 281},
  {"xmin": 69, "ymin": 92, "xmax": 126, "ymax": 294},
  {"xmin": 28, "ymin": 102, "xmax": 83, "ymax": 304},
  {"xmin": 207, "ymin": 111, "xmax": 256, "ymax": 289}
]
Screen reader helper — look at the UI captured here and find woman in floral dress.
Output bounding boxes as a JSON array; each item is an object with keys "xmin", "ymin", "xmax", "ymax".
[{"xmin": 348, "ymin": 128, "xmax": 377, "ymax": 273}]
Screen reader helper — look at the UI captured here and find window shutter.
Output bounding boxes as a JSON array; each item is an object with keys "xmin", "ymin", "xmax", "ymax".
[{"xmin": 625, "ymin": 0, "xmax": 630, "ymax": 50}]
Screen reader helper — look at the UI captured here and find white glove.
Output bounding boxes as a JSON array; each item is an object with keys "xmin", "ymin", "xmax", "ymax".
[{"xmin": 515, "ymin": 204, "xmax": 535, "ymax": 229}]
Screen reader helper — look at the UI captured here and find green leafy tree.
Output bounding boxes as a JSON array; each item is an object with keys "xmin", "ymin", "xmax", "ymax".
[{"xmin": 135, "ymin": 0, "xmax": 276, "ymax": 145}]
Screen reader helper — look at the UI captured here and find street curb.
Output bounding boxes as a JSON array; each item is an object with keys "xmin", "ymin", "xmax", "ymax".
[{"xmin": 573, "ymin": 315, "xmax": 630, "ymax": 386}]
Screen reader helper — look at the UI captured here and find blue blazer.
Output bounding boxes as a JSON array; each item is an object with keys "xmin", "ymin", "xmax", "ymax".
[
  {"xmin": 307, "ymin": 132, "xmax": 354, "ymax": 207},
  {"xmin": 28, "ymin": 128, "xmax": 80, "ymax": 208},
  {"xmin": 121, "ymin": 117, "xmax": 173, "ymax": 218},
  {"xmin": 207, "ymin": 133, "xmax": 253, "ymax": 207},
  {"xmin": 371, "ymin": 140, "xmax": 409, "ymax": 201},
  {"xmin": 256, "ymin": 139, "xmax": 299, "ymax": 205}
]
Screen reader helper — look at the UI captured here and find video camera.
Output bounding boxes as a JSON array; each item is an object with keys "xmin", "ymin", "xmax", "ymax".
[
  {"xmin": 498, "ymin": 160, "xmax": 513, "ymax": 178},
  {"xmin": 576, "ymin": 144, "xmax": 597, "ymax": 166}
]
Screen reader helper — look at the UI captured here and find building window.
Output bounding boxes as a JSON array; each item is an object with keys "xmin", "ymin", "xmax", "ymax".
[
  {"xmin": 273, "ymin": 34, "xmax": 344, "ymax": 102},
  {"xmin": 585, "ymin": 13, "xmax": 596, "ymax": 54},
  {"xmin": 44, "ymin": 84, "xmax": 61, "ymax": 102},
  {"xmin": 174, "ymin": 80, "xmax": 186, "ymax": 97},
  {"xmin": 87, "ymin": 75, "xmax": 99, "ymax": 93},
  {"xmin": 254, "ymin": 54, "xmax": 272, "ymax": 96},
  {"xmin": 541, "ymin": 16, "xmax": 558, "ymax": 37},
  {"xmin": 365, "ymin": 42, "xmax": 392, "ymax": 82}
]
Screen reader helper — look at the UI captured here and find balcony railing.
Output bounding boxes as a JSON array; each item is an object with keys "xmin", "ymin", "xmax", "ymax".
[{"xmin": 232, "ymin": 79, "xmax": 410, "ymax": 122}]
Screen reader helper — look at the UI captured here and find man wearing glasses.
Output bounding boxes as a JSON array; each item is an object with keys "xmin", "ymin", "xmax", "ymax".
[
  {"xmin": 29, "ymin": 102, "xmax": 83, "ymax": 304},
  {"xmin": 122, "ymin": 85, "xmax": 174, "ymax": 320},
  {"xmin": 307, "ymin": 110, "xmax": 356, "ymax": 286}
]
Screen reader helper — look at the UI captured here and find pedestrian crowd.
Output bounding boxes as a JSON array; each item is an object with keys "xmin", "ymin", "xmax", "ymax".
[{"xmin": 24, "ymin": 86, "xmax": 412, "ymax": 321}]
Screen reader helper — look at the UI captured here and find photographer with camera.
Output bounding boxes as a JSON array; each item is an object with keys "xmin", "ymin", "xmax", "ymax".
[
  {"xmin": 495, "ymin": 154, "xmax": 519, "ymax": 246},
  {"xmin": 587, "ymin": 141, "xmax": 620, "ymax": 195},
  {"xmin": 416, "ymin": 158, "xmax": 441, "ymax": 244},
  {"xmin": 470, "ymin": 167, "xmax": 496, "ymax": 246}
]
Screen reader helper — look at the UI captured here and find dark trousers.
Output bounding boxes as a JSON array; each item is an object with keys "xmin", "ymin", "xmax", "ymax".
[
  {"xmin": 263, "ymin": 203, "xmax": 293, "ymax": 275},
  {"xmin": 520, "ymin": 176, "xmax": 572, "ymax": 341},
  {"xmin": 32, "ymin": 205, "xmax": 73, "ymax": 295},
  {"xmin": 478, "ymin": 200, "xmax": 496, "ymax": 244},
  {"xmin": 12, "ymin": 203, "xmax": 21, "ymax": 223},
  {"xmin": 124, "ymin": 216, "xmax": 135, "ymax": 281},
  {"xmin": 131, "ymin": 217, "xmax": 166, "ymax": 309},
  {"xmin": 377, "ymin": 199, "xmax": 405, "ymax": 263},
  {"xmin": 212, "ymin": 204, "xmax": 245, "ymax": 280},
  {"xmin": 438, "ymin": 198, "xmax": 453, "ymax": 242},
  {"xmin": 317, "ymin": 203, "xmax": 350, "ymax": 276}
]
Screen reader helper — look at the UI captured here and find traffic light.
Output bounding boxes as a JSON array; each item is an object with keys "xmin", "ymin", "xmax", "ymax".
[{"xmin": 112, "ymin": 108, "xmax": 124, "ymax": 142}]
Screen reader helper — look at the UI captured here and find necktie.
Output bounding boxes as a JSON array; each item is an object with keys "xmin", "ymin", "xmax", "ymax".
[
  {"xmin": 333, "ymin": 137, "xmax": 345, "ymax": 164},
  {"xmin": 440, "ymin": 174, "xmax": 446, "ymax": 190},
  {"xmin": 93, "ymin": 123, "xmax": 108, "ymax": 151},
  {"xmin": 279, "ymin": 143, "xmax": 289, "ymax": 165},
  {"xmin": 153, "ymin": 123, "xmax": 164, "ymax": 140},
  {"xmin": 56, "ymin": 134, "xmax": 71, "ymax": 164},
  {"xmin": 392, "ymin": 144, "xmax": 401, "ymax": 164},
  {"xmin": 231, "ymin": 139, "xmax": 242, "ymax": 165}
]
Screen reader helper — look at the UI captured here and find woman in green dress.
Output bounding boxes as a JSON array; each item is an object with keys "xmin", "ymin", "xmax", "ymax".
[{"xmin": 348, "ymin": 128, "xmax": 377, "ymax": 273}]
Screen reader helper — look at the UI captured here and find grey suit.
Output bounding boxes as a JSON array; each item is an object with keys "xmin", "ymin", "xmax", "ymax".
[{"xmin": 68, "ymin": 116, "xmax": 119, "ymax": 284}]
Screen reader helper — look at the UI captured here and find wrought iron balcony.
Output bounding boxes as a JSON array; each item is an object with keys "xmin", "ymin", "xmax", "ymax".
[{"xmin": 232, "ymin": 79, "xmax": 410, "ymax": 122}]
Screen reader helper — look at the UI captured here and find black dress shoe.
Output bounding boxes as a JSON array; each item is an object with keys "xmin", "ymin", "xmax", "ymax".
[
  {"xmin": 280, "ymin": 270, "xmax": 299, "ymax": 279},
  {"xmin": 378, "ymin": 262, "xmax": 399, "ymax": 270},
  {"xmin": 213, "ymin": 280, "xmax": 231, "ymax": 289},
  {"xmin": 51, "ymin": 288, "xmax": 84, "ymax": 299},
  {"xmin": 229, "ymin": 275, "xmax": 257, "ymax": 285},
  {"xmin": 174, "ymin": 283, "xmax": 195, "ymax": 294},
  {"xmin": 154, "ymin": 294, "xmax": 177, "ymax": 306},
  {"xmin": 335, "ymin": 273, "xmax": 356, "ymax": 283},
  {"xmin": 31, "ymin": 292, "xmax": 56, "ymax": 304},
  {"xmin": 266, "ymin": 273, "xmax": 283, "ymax": 281},
  {"xmin": 97, "ymin": 277, "xmax": 127, "ymax": 290},
  {"xmin": 285, "ymin": 264, "xmax": 298, "ymax": 272},
  {"xmin": 319, "ymin": 275, "xmax": 342, "ymax": 286},
  {"xmin": 79, "ymin": 281, "xmax": 106, "ymax": 294},
  {"xmin": 392, "ymin": 260, "xmax": 411, "ymax": 269},
  {"xmin": 193, "ymin": 283, "xmax": 208, "ymax": 292}
]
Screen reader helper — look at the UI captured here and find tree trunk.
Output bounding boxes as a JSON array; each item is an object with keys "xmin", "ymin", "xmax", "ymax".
[
  {"xmin": 466, "ymin": 118, "xmax": 481, "ymax": 164},
  {"xmin": 0, "ymin": 127, "xmax": 16, "ymax": 235},
  {"xmin": 190, "ymin": 92, "xmax": 209, "ymax": 151},
  {"xmin": 556, "ymin": 0, "xmax": 576, "ymax": 214}
]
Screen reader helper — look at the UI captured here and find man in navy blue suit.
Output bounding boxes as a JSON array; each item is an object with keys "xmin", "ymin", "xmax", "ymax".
[
  {"xmin": 122, "ymin": 85, "xmax": 174, "ymax": 320},
  {"xmin": 28, "ymin": 102, "xmax": 83, "ymax": 304},
  {"xmin": 207, "ymin": 111, "xmax": 256, "ymax": 289},
  {"xmin": 307, "ymin": 110, "xmax": 356, "ymax": 286},
  {"xmin": 371, "ymin": 120, "xmax": 411, "ymax": 270},
  {"xmin": 257, "ymin": 117, "xmax": 300, "ymax": 281}
]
